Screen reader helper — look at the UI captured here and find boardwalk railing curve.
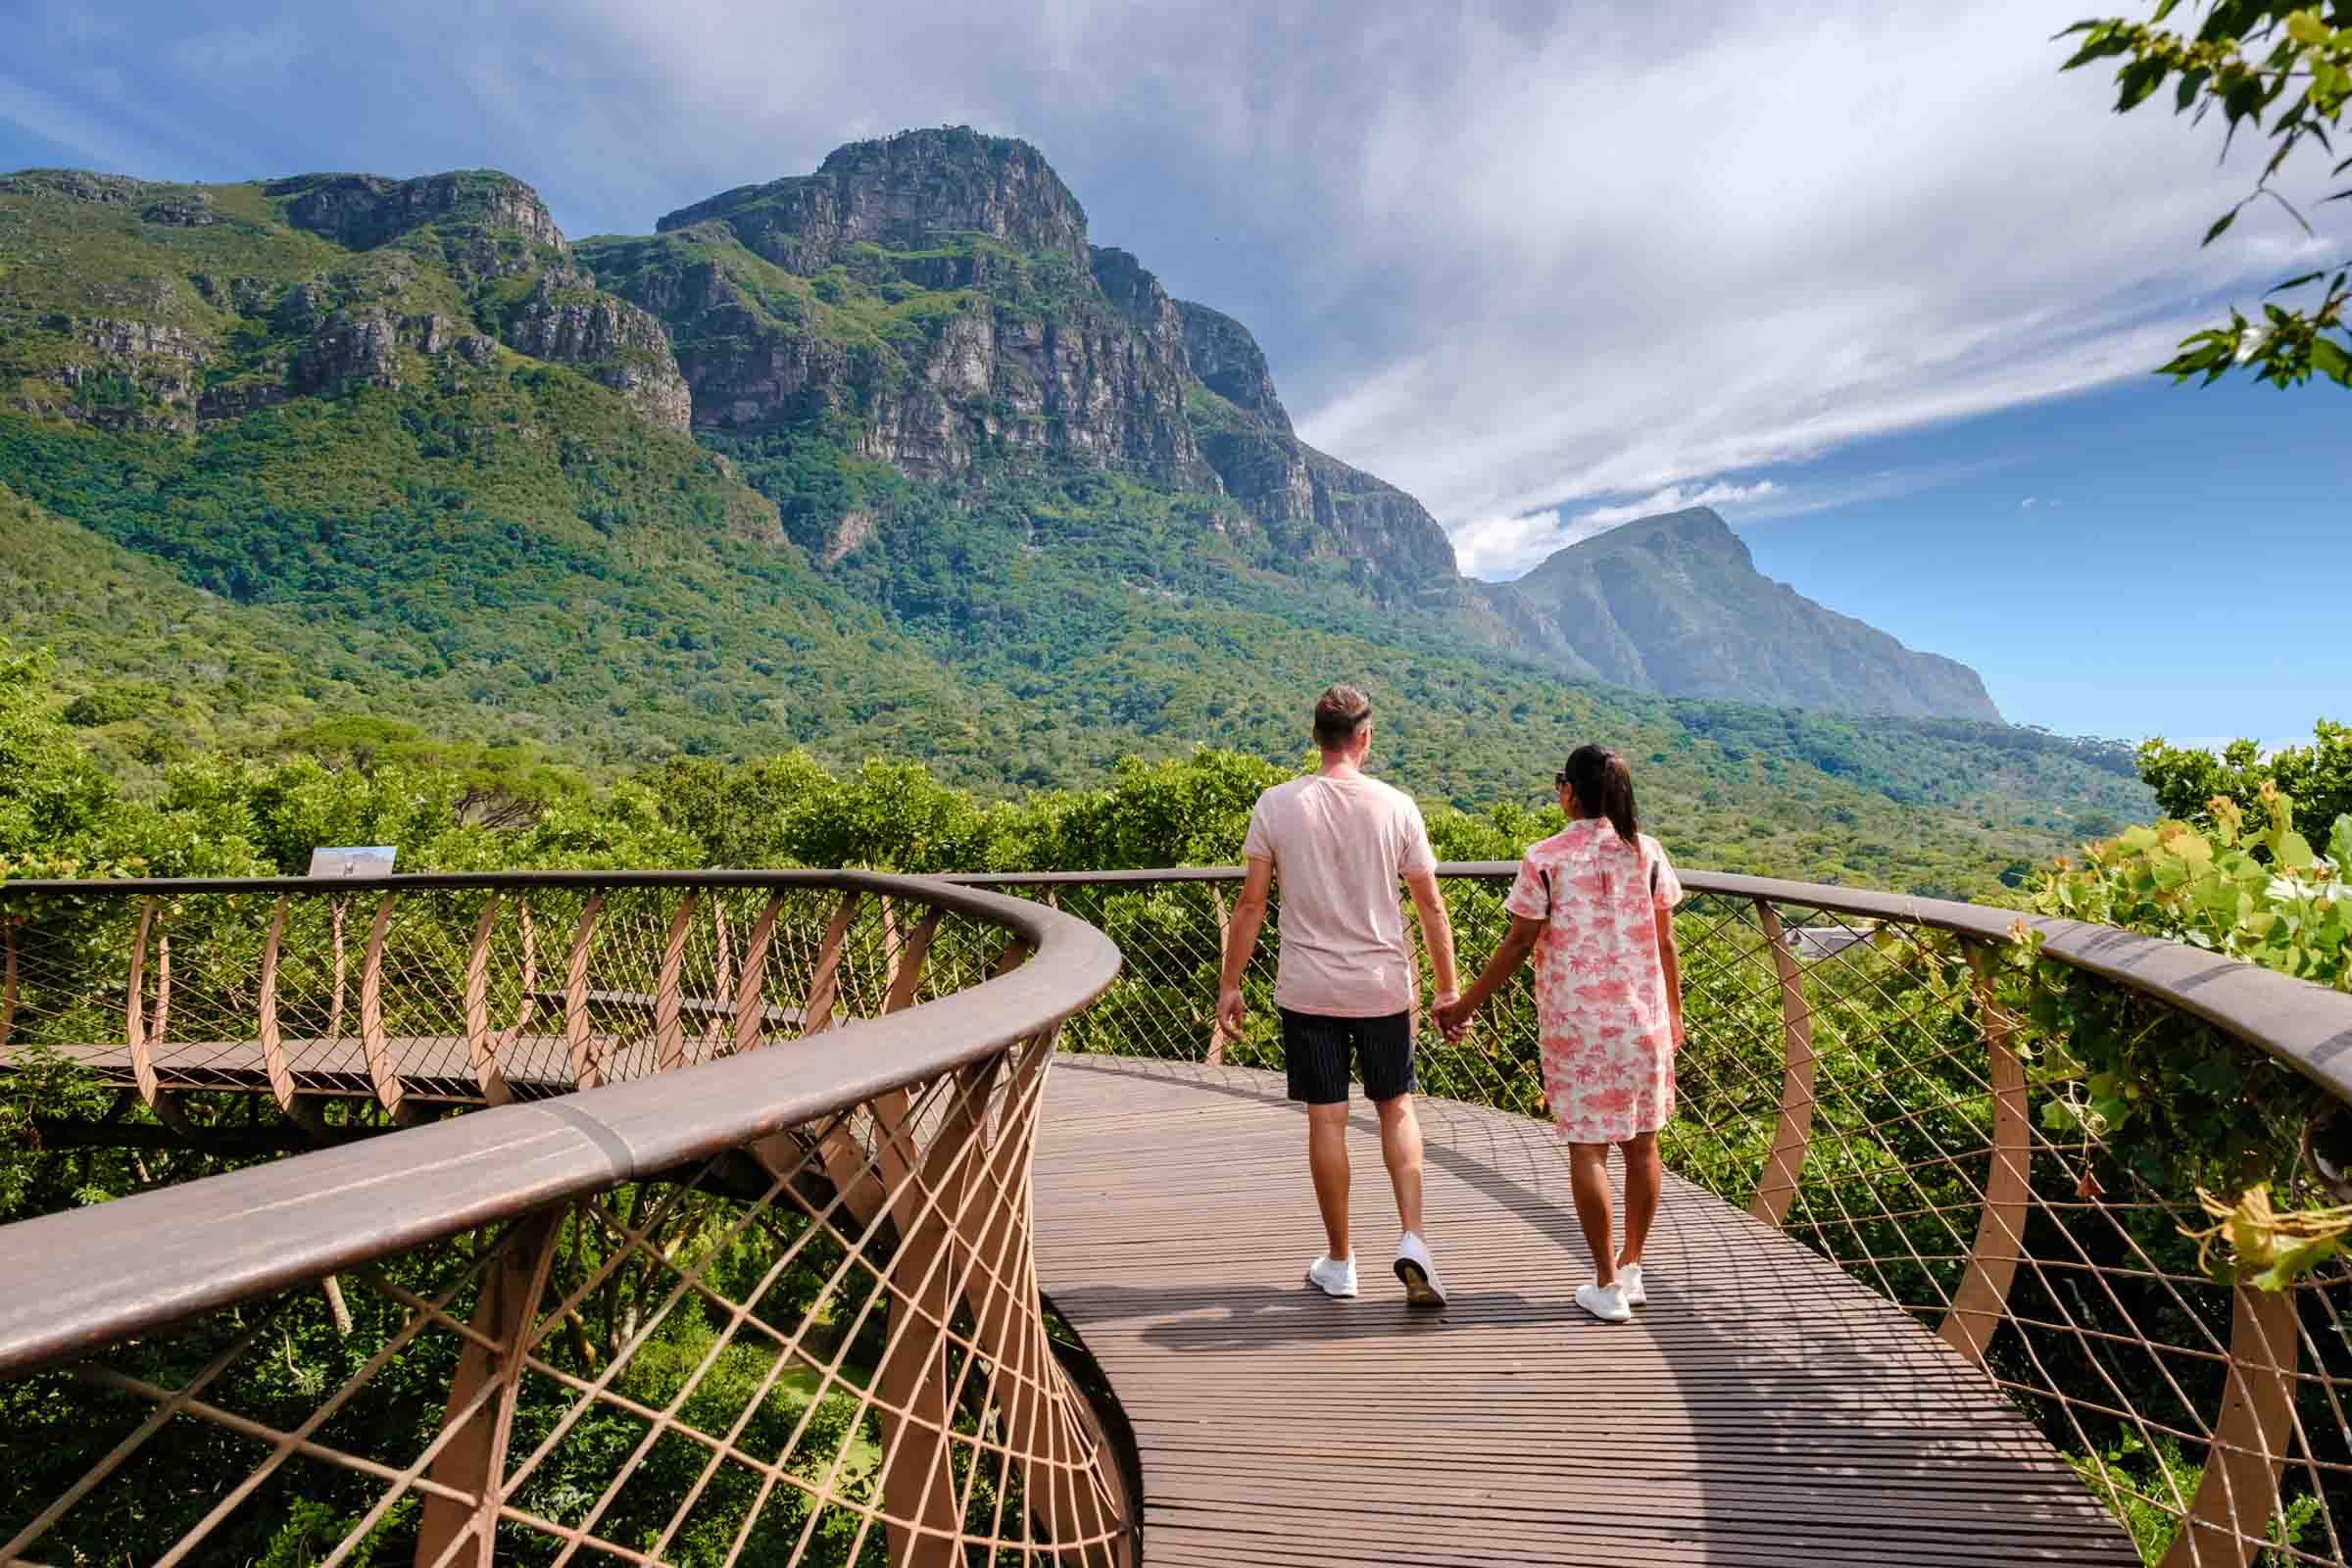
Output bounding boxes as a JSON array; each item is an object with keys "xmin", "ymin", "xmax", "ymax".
[
  {"xmin": 946, "ymin": 862, "xmax": 2352, "ymax": 1568},
  {"xmin": 0, "ymin": 869, "xmax": 1128, "ymax": 1567}
]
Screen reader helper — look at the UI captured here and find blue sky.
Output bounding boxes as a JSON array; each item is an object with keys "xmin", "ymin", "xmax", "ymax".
[{"xmin": 3, "ymin": 0, "xmax": 2345, "ymax": 744}]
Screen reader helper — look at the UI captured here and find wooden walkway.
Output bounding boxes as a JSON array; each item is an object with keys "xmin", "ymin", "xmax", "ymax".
[{"xmin": 1030, "ymin": 1056, "xmax": 2137, "ymax": 1566}]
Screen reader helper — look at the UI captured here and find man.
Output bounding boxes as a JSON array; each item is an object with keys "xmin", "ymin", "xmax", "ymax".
[{"xmin": 1215, "ymin": 684, "xmax": 1461, "ymax": 1305}]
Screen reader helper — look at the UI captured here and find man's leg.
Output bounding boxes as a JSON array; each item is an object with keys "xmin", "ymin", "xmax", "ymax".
[
  {"xmin": 1357, "ymin": 1011, "xmax": 1424, "ymax": 1240},
  {"xmin": 1567, "ymin": 1142, "xmax": 1618, "ymax": 1286},
  {"xmin": 1283, "ymin": 1009, "xmax": 1354, "ymax": 1264},
  {"xmin": 1307, "ymin": 1101, "xmax": 1352, "ymax": 1260},
  {"xmin": 1618, "ymin": 1131, "xmax": 1662, "ymax": 1270},
  {"xmin": 1373, "ymin": 1093, "xmax": 1424, "ymax": 1241}
]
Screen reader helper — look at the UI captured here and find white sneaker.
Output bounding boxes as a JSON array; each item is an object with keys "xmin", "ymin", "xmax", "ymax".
[
  {"xmin": 1576, "ymin": 1281, "xmax": 1633, "ymax": 1323},
  {"xmin": 1394, "ymin": 1232, "xmax": 1447, "ymax": 1308},
  {"xmin": 1306, "ymin": 1253, "xmax": 1359, "ymax": 1298},
  {"xmin": 1620, "ymin": 1263, "xmax": 1647, "ymax": 1307}
]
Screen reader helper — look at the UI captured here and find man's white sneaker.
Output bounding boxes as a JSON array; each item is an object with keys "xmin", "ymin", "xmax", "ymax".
[
  {"xmin": 1576, "ymin": 1281, "xmax": 1633, "ymax": 1323},
  {"xmin": 1620, "ymin": 1264, "xmax": 1647, "ymax": 1307},
  {"xmin": 1306, "ymin": 1253, "xmax": 1359, "ymax": 1298},
  {"xmin": 1394, "ymin": 1232, "xmax": 1447, "ymax": 1308}
]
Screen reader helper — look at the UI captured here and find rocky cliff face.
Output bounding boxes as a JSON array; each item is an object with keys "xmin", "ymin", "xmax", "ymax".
[
  {"xmin": 502, "ymin": 269, "xmax": 691, "ymax": 429},
  {"xmin": 270, "ymin": 171, "xmax": 568, "ymax": 276},
  {"xmin": 585, "ymin": 134, "xmax": 1221, "ymax": 492},
  {"xmin": 1480, "ymin": 509, "xmax": 2003, "ymax": 720},
  {"xmin": 1178, "ymin": 301, "xmax": 1290, "ymax": 428}
]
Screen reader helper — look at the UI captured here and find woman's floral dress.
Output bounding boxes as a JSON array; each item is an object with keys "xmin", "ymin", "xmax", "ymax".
[{"xmin": 1501, "ymin": 820, "xmax": 1684, "ymax": 1143}]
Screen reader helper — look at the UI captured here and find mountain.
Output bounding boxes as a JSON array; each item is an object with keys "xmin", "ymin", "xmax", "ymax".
[
  {"xmin": 0, "ymin": 131, "xmax": 2148, "ymax": 897},
  {"xmin": 1476, "ymin": 509, "xmax": 2003, "ymax": 720}
]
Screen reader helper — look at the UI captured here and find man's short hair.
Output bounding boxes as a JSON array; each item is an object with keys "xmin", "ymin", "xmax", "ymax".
[{"xmin": 1312, "ymin": 684, "xmax": 1372, "ymax": 750}]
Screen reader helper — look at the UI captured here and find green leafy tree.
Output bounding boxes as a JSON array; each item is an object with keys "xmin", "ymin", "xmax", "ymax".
[
  {"xmin": 2061, "ymin": 2, "xmax": 2352, "ymax": 386},
  {"xmin": 0, "ymin": 642, "xmax": 124, "ymax": 880},
  {"xmin": 2135, "ymin": 719, "xmax": 2352, "ymax": 843}
]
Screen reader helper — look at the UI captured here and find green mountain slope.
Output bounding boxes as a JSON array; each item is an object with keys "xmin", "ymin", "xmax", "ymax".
[{"xmin": 0, "ymin": 141, "xmax": 2152, "ymax": 899}]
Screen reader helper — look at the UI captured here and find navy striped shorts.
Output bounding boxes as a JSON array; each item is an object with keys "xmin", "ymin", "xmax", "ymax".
[{"xmin": 1279, "ymin": 1008, "xmax": 1416, "ymax": 1104}]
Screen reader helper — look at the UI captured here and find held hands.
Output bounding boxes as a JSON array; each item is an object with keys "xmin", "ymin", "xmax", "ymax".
[{"xmin": 1432, "ymin": 989, "xmax": 1472, "ymax": 1042}]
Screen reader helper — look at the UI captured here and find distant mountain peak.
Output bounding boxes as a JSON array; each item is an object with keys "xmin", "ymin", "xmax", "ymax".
[
  {"xmin": 1548, "ymin": 506, "xmax": 1746, "ymax": 565},
  {"xmin": 658, "ymin": 124, "xmax": 1089, "ymax": 266}
]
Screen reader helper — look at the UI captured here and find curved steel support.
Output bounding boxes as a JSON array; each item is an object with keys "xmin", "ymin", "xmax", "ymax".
[
  {"xmin": 359, "ymin": 895, "xmax": 400, "ymax": 1114},
  {"xmin": 461, "ymin": 893, "xmax": 513, "ymax": 1106},
  {"xmin": 124, "ymin": 900, "xmax": 160, "ymax": 1108},
  {"xmin": 1938, "ymin": 945, "xmax": 2034, "ymax": 1365},
  {"xmin": 492, "ymin": 905, "xmax": 537, "ymax": 1058},
  {"xmin": 259, "ymin": 896, "xmax": 295, "ymax": 1113},
  {"xmin": 800, "ymin": 892, "xmax": 860, "ymax": 1036},
  {"xmin": 653, "ymin": 890, "xmax": 699, "ymax": 1074},
  {"xmin": 414, "ymin": 1209, "xmax": 564, "ymax": 1568},
  {"xmin": 563, "ymin": 890, "xmax": 608, "ymax": 1091},
  {"xmin": 2161, "ymin": 1286, "xmax": 2301, "ymax": 1568},
  {"xmin": 1745, "ymin": 899, "xmax": 1815, "ymax": 1229},
  {"xmin": 732, "ymin": 893, "xmax": 788, "ymax": 1056}
]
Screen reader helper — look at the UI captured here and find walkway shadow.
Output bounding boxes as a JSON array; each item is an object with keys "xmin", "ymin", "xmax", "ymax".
[{"xmin": 1053, "ymin": 1280, "xmax": 1541, "ymax": 1351}]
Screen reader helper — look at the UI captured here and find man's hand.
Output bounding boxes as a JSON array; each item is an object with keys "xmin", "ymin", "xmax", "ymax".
[
  {"xmin": 1216, "ymin": 984, "xmax": 1247, "ymax": 1039},
  {"xmin": 1433, "ymin": 991, "xmax": 1472, "ymax": 1042}
]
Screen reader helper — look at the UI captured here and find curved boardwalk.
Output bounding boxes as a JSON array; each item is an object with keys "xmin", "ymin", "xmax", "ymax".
[{"xmin": 1031, "ymin": 1056, "xmax": 2137, "ymax": 1567}]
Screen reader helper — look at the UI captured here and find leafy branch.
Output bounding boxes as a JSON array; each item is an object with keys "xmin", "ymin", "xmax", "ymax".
[{"xmin": 2061, "ymin": 3, "xmax": 2352, "ymax": 386}]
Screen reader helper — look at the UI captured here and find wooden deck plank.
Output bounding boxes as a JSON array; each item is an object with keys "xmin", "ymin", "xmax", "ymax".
[{"xmin": 1031, "ymin": 1056, "xmax": 2136, "ymax": 1566}]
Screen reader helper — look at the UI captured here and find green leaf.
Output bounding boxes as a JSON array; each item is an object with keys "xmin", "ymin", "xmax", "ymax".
[
  {"xmin": 2254, "ymin": 1234, "xmax": 2339, "ymax": 1291},
  {"xmin": 2280, "ymin": 831, "xmax": 2318, "ymax": 870},
  {"xmin": 2314, "ymin": 337, "xmax": 2352, "ymax": 385},
  {"xmin": 2287, "ymin": 11, "xmax": 2332, "ymax": 47}
]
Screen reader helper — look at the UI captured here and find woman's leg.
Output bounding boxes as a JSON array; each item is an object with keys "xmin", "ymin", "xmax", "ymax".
[
  {"xmin": 1618, "ymin": 1131, "xmax": 1662, "ymax": 1269},
  {"xmin": 1567, "ymin": 1141, "xmax": 1617, "ymax": 1286}
]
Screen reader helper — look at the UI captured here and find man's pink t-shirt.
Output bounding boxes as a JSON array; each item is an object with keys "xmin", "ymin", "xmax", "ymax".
[{"xmin": 1240, "ymin": 772, "xmax": 1437, "ymax": 1018}]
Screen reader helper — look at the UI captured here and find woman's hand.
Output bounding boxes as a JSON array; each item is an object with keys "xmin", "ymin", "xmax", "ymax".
[
  {"xmin": 1216, "ymin": 984, "xmax": 1247, "ymax": 1039},
  {"xmin": 1433, "ymin": 991, "xmax": 1473, "ymax": 1041}
]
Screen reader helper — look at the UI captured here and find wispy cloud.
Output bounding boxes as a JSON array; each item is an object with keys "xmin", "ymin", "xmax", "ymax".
[{"xmin": 1456, "ymin": 478, "xmax": 1785, "ymax": 582}]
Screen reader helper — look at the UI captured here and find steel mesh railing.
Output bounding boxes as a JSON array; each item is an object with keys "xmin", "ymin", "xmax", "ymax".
[
  {"xmin": 952, "ymin": 863, "xmax": 2352, "ymax": 1568},
  {"xmin": 0, "ymin": 871, "xmax": 1130, "ymax": 1567}
]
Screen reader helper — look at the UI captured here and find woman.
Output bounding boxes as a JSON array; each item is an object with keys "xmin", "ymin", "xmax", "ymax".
[{"xmin": 1435, "ymin": 745, "xmax": 1684, "ymax": 1323}]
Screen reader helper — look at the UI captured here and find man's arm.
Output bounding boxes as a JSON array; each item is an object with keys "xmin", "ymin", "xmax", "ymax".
[
  {"xmin": 1403, "ymin": 868, "xmax": 1460, "ymax": 1004},
  {"xmin": 1217, "ymin": 854, "xmax": 1275, "ymax": 1037},
  {"xmin": 1435, "ymin": 914, "xmax": 1544, "ymax": 1040}
]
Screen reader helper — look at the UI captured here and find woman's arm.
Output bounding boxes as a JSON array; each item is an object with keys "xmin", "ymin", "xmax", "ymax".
[
  {"xmin": 1653, "ymin": 902, "xmax": 1684, "ymax": 1048},
  {"xmin": 1435, "ymin": 914, "xmax": 1544, "ymax": 1039}
]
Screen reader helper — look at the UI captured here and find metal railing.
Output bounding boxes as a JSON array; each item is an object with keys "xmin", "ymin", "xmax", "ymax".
[
  {"xmin": 8, "ymin": 861, "xmax": 2352, "ymax": 1566},
  {"xmin": 948, "ymin": 863, "xmax": 2352, "ymax": 1568},
  {"xmin": 0, "ymin": 871, "xmax": 1128, "ymax": 1566}
]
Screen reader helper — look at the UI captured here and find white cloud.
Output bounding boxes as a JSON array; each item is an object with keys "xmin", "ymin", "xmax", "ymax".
[
  {"xmin": 1573, "ymin": 479, "xmax": 1780, "ymax": 531},
  {"xmin": 2022, "ymin": 497, "xmax": 2038, "ymax": 510}
]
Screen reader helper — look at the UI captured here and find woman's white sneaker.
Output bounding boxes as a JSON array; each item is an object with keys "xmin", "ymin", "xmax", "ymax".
[
  {"xmin": 1576, "ymin": 1281, "xmax": 1633, "ymax": 1323},
  {"xmin": 1306, "ymin": 1253, "xmax": 1359, "ymax": 1298},
  {"xmin": 1620, "ymin": 1263, "xmax": 1647, "ymax": 1307},
  {"xmin": 1394, "ymin": 1232, "xmax": 1447, "ymax": 1308}
]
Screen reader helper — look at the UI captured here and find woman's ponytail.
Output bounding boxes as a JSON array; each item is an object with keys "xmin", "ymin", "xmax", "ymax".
[{"xmin": 1563, "ymin": 743, "xmax": 1641, "ymax": 847}]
